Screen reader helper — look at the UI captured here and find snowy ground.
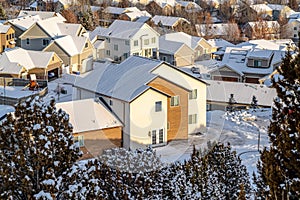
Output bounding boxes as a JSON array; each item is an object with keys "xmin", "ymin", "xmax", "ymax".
[
  {"xmin": 0, "ymin": 86, "xmax": 40, "ymax": 98},
  {"xmin": 156, "ymin": 108, "xmax": 271, "ymax": 177}
]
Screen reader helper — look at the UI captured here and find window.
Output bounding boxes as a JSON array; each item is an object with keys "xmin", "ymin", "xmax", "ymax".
[
  {"xmin": 6, "ymin": 35, "xmax": 8, "ymax": 40},
  {"xmin": 125, "ymin": 40, "xmax": 130, "ymax": 45},
  {"xmin": 114, "ymin": 44, "xmax": 118, "ymax": 51},
  {"xmin": 152, "ymin": 130, "xmax": 156, "ymax": 144},
  {"xmin": 155, "ymin": 101, "xmax": 162, "ymax": 112},
  {"xmin": 162, "ymin": 56, "xmax": 167, "ymax": 61},
  {"xmin": 74, "ymin": 135, "xmax": 84, "ymax": 147},
  {"xmin": 188, "ymin": 114, "xmax": 197, "ymax": 124},
  {"xmin": 151, "ymin": 37, "xmax": 156, "ymax": 43},
  {"xmin": 133, "ymin": 52, "xmax": 139, "ymax": 56},
  {"xmin": 254, "ymin": 60, "xmax": 262, "ymax": 67},
  {"xmin": 123, "ymin": 53, "xmax": 129, "ymax": 59},
  {"xmin": 85, "ymin": 42, "xmax": 88, "ymax": 48},
  {"xmin": 134, "ymin": 40, "xmax": 138, "ymax": 46},
  {"xmin": 294, "ymin": 27, "xmax": 297, "ymax": 30},
  {"xmin": 294, "ymin": 34, "xmax": 297, "ymax": 38},
  {"xmin": 106, "ymin": 50, "xmax": 110, "ymax": 56},
  {"xmin": 167, "ymin": 122, "xmax": 170, "ymax": 130},
  {"xmin": 26, "ymin": 38, "xmax": 30, "ymax": 45},
  {"xmin": 144, "ymin": 39, "xmax": 149, "ymax": 45},
  {"xmin": 170, "ymin": 96, "xmax": 179, "ymax": 106},
  {"xmin": 189, "ymin": 89, "xmax": 197, "ymax": 99},
  {"xmin": 42, "ymin": 39, "xmax": 49, "ymax": 46},
  {"xmin": 52, "ymin": 57, "xmax": 54, "ymax": 61},
  {"xmin": 159, "ymin": 129, "xmax": 163, "ymax": 143}
]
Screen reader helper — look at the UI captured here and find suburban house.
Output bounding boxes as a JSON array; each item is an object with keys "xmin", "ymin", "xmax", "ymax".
[
  {"xmin": 161, "ymin": 32, "xmax": 215, "ymax": 61},
  {"xmin": 156, "ymin": 36, "xmax": 194, "ymax": 66},
  {"xmin": 175, "ymin": 1, "xmax": 202, "ymax": 13},
  {"xmin": 6, "ymin": 15, "xmax": 43, "ymax": 46},
  {"xmin": 16, "ymin": 10, "xmax": 66, "ymax": 20},
  {"xmin": 19, "ymin": 17, "xmax": 86, "ymax": 51},
  {"xmin": 0, "ymin": 47, "xmax": 63, "ymax": 80},
  {"xmin": 195, "ymin": 23, "xmax": 240, "ymax": 40},
  {"xmin": 56, "ymin": 99, "xmax": 123, "ymax": 159},
  {"xmin": 146, "ymin": 0, "xmax": 176, "ymax": 16},
  {"xmin": 282, "ymin": 18, "xmax": 300, "ymax": 41},
  {"xmin": 209, "ymin": 46, "xmax": 285, "ymax": 83},
  {"xmin": 43, "ymin": 35, "xmax": 93, "ymax": 74},
  {"xmin": 32, "ymin": 0, "xmax": 77, "ymax": 12},
  {"xmin": 89, "ymin": 20, "xmax": 159, "ymax": 62},
  {"xmin": 243, "ymin": 21, "xmax": 280, "ymax": 40},
  {"xmin": 0, "ymin": 24, "xmax": 16, "ymax": 53},
  {"xmin": 73, "ymin": 56, "xmax": 207, "ymax": 150},
  {"xmin": 236, "ymin": 39, "xmax": 289, "ymax": 51},
  {"xmin": 100, "ymin": 6, "xmax": 151, "ymax": 26},
  {"xmin": 207, "ymin": 38, "xmax": 235, "ymax": 61},
  {"xmin": 206, "ymin": 79, "xmax": 276, "ymax": 111},
  {"xmin": 152, "ymin": 15, "xmax": 190, "ymax": 30}
]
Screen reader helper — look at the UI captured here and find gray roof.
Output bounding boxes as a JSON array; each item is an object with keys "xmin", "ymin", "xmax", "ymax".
[
  {"xmin": 152, "ymin": 15, "xmax": 190, "ymax": 27},
  {"xmin": 96, "ymin": 20, "xmax": 146, "ymax": 39},
  {"xmin": 159, "ymin": 37, "xmax": 186, "ymax": 54},
  {"xmin": 74, "ymin": 56, "xmax": 163, "ymax": 102},
  {"xmin": 207, "ymin": 38, "xmax": 235, "ymax": 49},
  {"xmin": 206, "ymin": 79, "xmax": 276, "ymax": 106},
  {"xmin": 161, "ymin": 32, "xmax": 202, "ymax": 49}
]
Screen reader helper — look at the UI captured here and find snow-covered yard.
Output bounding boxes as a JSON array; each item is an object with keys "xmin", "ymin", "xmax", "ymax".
[{"xmin": 156, "ymin": 108, "xmax": 271, "ymax": 177}]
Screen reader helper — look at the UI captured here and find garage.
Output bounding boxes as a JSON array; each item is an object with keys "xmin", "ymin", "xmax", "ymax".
[{"xmin": 245, "ymin": 77, "xmax": 259, "ymax": 84}]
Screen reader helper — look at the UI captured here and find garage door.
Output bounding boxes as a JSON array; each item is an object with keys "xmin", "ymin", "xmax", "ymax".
[
  {"xmin": 245, "ymin": 77, "xmax": 259, "ymax": 84},
  {"xmin": 213, "ymin": 76, "xmax": 238, "ymax": 82}
]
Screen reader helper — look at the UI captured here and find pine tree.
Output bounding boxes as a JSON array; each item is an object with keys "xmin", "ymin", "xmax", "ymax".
[
  {"xmin": 0, "ymin": 97, "xmax": 81, "ymax": 199},
  {"xmin": 259, "ymin": 42, "xmax": 300, "ymax": 199},
  {"xmin": 251, "ymin": 95, "xmax": 258, "ymax": 109},
  {"xmin": 0, "ymin": 4, "xmax": 7, "ymax": 20}
]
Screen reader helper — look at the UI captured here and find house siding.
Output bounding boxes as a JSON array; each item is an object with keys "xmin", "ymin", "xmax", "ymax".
[
  {"xmin": 129, "ymin": 89, "xmax": 168, "ymax": 149},
  {"xmin": 20, "ymin": 24, "xmax": 50, "ymax": 50},
  {"xmin": 148, "ymin": 77, "xmax": 188, "ymax": 141},
  {"xmin": 0, "ymin": 27, "xmax": 15, "ymax": 53},
  {"xmin": 74, "ymin": 126, "xmax": 122, "ymax": 159},
  {"xmin": 152, "ymin": 64, "xmax": 207, "ymax": 133},
  {"xmin": 175, "ymin": 45, "xmax": 194, "ymax": 66}
]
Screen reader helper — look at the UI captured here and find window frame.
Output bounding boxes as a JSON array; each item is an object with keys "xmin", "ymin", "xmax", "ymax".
[
  {"xmin": 170, "ymin": 95, "xmax": 180, "ymax": 106},
  {"xmin": 74, "ymin": 135, "xmax": 84, "ymax": 147},
  {"xmin": 189, "ymin": 89, "xmax": 197, "ymax": 100},
  {"xmin": 188, "ymin": 114, "xmax": 197, "ymax": 124},
  {"xmin": 155, "ymin": 101, "xmax": 162, "ymax": 112}
]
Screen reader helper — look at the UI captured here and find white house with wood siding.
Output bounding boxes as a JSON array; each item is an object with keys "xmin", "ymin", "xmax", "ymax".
[{"xmin": 73, "ymin": 56, "xmax": 207, "ymax": 150}]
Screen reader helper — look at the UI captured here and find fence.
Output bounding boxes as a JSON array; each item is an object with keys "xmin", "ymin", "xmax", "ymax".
[{"xmin": 0, "ymin": 78, "xmax": 48, "ymax": 106}]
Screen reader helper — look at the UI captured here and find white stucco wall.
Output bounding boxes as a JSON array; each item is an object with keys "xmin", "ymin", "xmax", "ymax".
[
  {"xmin": 152, "ymin": 64, "xmax": 207, "ymax": 133},
  {"xmin": 129, "ymin": 89, "xmax": 168, "ymax": 150}
]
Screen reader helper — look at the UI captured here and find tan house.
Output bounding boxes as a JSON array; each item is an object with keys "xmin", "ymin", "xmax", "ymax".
[
  {"xmin": 56, "ymin": 99, "xmax": 123, "ymax": 160},
  {"xmin": 0, "ymin": 25, "xmax": 16, "ymax": 53},
  {"xmin": 19, "ymin": 17, "xmax": 86, "ymax": 51},
  {"xmin": 43, "ymin": 35, "xmax": 93, "ymax": 74},
  {"xmin": 156, "ymin": 36, "xmax": 194, "ymax": 66},
  {"xmin": 0, "ymin": 47, "xmax": 63, "ymax": 80},
  {"xmin": 161, "ymin": 32, "xmax": 215, "ymax": 61}
]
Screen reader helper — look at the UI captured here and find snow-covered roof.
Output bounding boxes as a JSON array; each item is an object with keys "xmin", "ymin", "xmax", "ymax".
[
  {"xmin": 95, "ymin": 20, "xmax": 151, "ymax": 39},
  {"xmin": 207, "ymin": 38, "xmax": 235, "ymax": 49},
  {"xmin": 8, "ymin": 15, "xmax": 42, "ymax": 31},
  {"xmin": 206, "ymin": 80, "xmax": 276, "ymax": 107},
  {"xmin": 49, "ymin": 35, "xmax": 88, "ymax": 56},
  {"xmin": 34, "ymin": 18, "xmax": 80, "ymax": 38},
  {"xmin": 0, "ymin": 25, "xmax": 11, "ymax": 33},
  {"xmin": 161, "ymin": 32, "xmax": 202, "ymax": 49},
  {"xmin": 288, "ymin": 11, "xmax": 300, "ymax": 19},
  {"xmin": 56, "ymin": 99, "xmax": 122, "ymax": 133},
  {"xmin": 151, "ymin": 0, "xmax": 177, "ymax": 7},
  {"xmin": 104, "ymin": 6, "xmax": 125, "ymax": 15},
  {"xmin": 176, "ymin": 1, "xmax": 202, "ymax": 12},
  {"xmin": 17, "ymin": 10, "xmax": 66, "ymax": 21},
  {"xmin": 124, "ymin": 7, "xmax": 151, "ymax": 20},
  {"xmin": 196, "ymin": 23, "xmax": 239, "ymax": 37},
  {"xmin": 89, "ymin": 26, "xmax": 108, "ymax": 41},
  {"xmin": 0, "ymin": 48, "xmax": 57, "ymax": 74},
  {"xmin": 135, "ymin": 16, "xmax": 151, "ymax": 23},
  {"xmin": 236, "ymin": 39, "xmax": 285, "ymax": 51},
  {"xmin": 159, "ymin": 37, "xmax": 188, "ymax": 54},
  {"xmin": 214, "ymin": 46, "xmax": 285, "ymax": 76},
  {"xmin": 74, "ymin": 56, "xmax": 163, "ymax": 102},
  {"xmin": 152, "ymin": 15, "xmax": 190, "ymax": 27},
  {"xmin": 246, "ymin": 21, "xmax": 280, "ymax": 29},
  {"xmin": 250, "ymin": 4, "xmax": 273, "ymax": 13}
]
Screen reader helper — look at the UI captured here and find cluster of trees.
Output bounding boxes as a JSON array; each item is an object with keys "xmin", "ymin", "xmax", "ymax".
[
  {"xmin": 253, "ymin": 42, "xmax": 300, "ymax": 199},
  {"xmin": 0, "ymin": 97, "xmax": 251, "ymax": 199}
]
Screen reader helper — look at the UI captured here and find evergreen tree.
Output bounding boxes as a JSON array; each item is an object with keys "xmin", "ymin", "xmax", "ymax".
[
  {"xmin": 259, "ymin": 43, "xmax": 300, "ymax": 199},
  {"xmin": 0, "ymin": 4, "xmax": 7, "ymax": 20},
  {"xmin": 251, "ymin": 95, "xmax": 258, "ymax": 109},
  {"xmin": 0, "ymin": 97, "xmax": 81, "ymax": 199}
]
